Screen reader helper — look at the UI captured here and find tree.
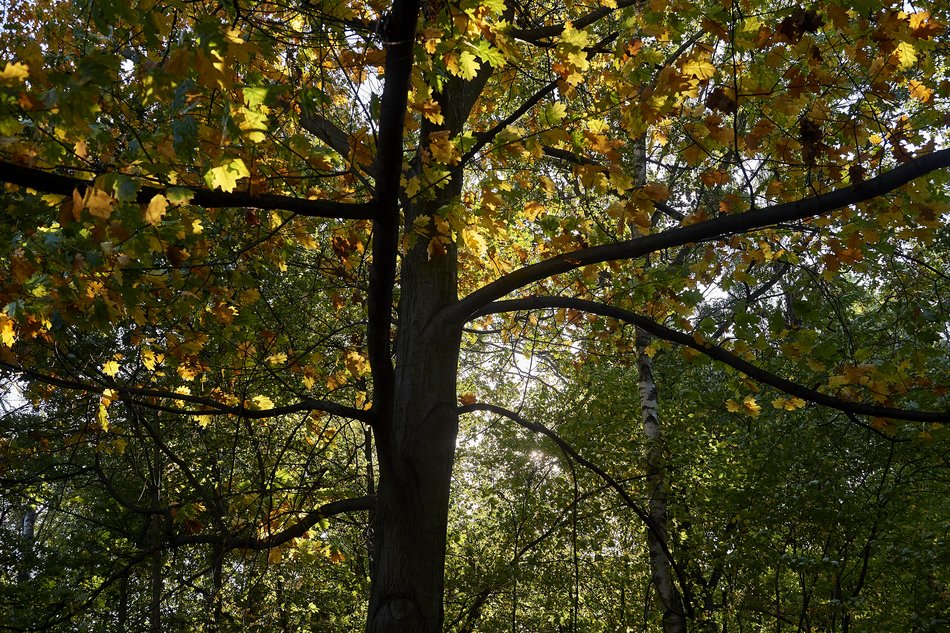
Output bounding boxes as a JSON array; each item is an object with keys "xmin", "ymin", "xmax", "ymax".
[{"xmin": 1, "ymin": 0, "xmax": 949, "ymax": 631}]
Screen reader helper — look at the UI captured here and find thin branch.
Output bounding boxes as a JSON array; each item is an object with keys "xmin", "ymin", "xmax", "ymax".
[
  {"xmin": 447, "ymin": 148, "xmax": 950, "ymax": 322},
  {"xmin": 457, "ymin": 80, "xmax": 559, "ymax": 171},
  {"xmin": 171, "ymin": 495, "xmax": 376, "ymax": 551},
  {"xmin": 473, "ymin": 296, "xmax": 950, "ymax": 425},
  {"xmin": 510, "ymin": 0, "xmax": 642, "ymax": 42},
  {"xmin": 0, "ymin": 160, "xmax": 374, "ymax": 219},
  {"xmin": 0, "ymin": 361, "xmax": 373, "ymax": 423},
  {"xmin": 458, "ymin": 401, "xmax": 692, "ymax": 602}
]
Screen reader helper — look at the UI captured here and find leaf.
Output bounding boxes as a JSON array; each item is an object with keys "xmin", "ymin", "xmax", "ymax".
[
  {"xmin": 742, "ymin": 396, "xmax": 762, "ymax": 417},
  {"xmin": 166, "ymin": 187, "xmax": 195, "ymax": 205},
  {"xmin": 0, "ymin": 62, "xmax": 29, "ymax": 85},
  {"xmin": 0, "ymin": 312, "xmax": 14, "ymax": 347},
  {"xmin": 681, "ymin": 59, "xmax": 716, "ymax": 80},
  {"xmin": 101, "ymin": 360, "xmax": 120, "ymax": 377},
  {"xmin": 459, "ymin": 393, "xmax": 477, "ymax": 405},
  {"xmin": 85, "ymin": 188, "xmax": 116, "ymax": 219},
  {"xmin": 252, "ymin": 394, "xmax": 275, "ymax": 410},
  {"xmin": 543, "ymin": 102, "xmax": 567, "ymax": 126},
  {"xmin": 204, "ymin": 157, "xmax": 250, "ymax": 192},
  {"xmin": 908, "ymin": 80, "xmax": 933, "ymax": 103},
  {"xmin": 893, "ymin": 42, "xmax": 918, "ymax": 69},
  {"xmin": 772, "ymin": 396, "xmax": 807, "ymax": 411},
  {"xmin": 145, "ymin": 194, "xmax": 168, "ymax": 225},
  {"xmin": 457, "ymin": 51, "xmax": 481, "ymax": 81}
]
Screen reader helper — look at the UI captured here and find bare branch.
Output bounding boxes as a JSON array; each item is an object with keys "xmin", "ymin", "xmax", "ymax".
[
  {"xmin": 459, "ymin": 401, "xmax": 692, "ymax": 604},
  {"xmin": 473, "ymin": 296, "xmax": 950, "ymax": 425},
  {"xmin": 447, "ymin": 148, "xmax": 950, "ymax": 322},
  {"xmin": 0, "ymin": 160, "xmax": 374, "ymax": 219}
]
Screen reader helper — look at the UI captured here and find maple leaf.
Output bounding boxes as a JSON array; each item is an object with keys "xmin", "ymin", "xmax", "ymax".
[
  {"xmin": 772, "ymin": 396, "xmax": 807, "ymax": 411},
  {"xmin": 204, "ymin": 157, "xmax": 250, "ymax": 192},
  {"xmin": 0, "ymin": 312, "xmax": 15, "ymax": 347},
  {"xmin": 742, "ymin": 396, "xmax": 762, "ymax": 417},
  {"xmin": 145, "ymin": 194, "xmax": 168, "ymax": 225},
  {"xmin": 459, "ymin": 393, "xmax": 477, "ymax": 406},
  {"xmin": 344, "ymin": 350, "xmax": 370, "ymax": 377},
  {"xmin": 101, "ymin": 360, "xmax": 120, "ymax": 377},
  {"xmin": 0, "ymin": 62, "xmax": 29, "ymax": 85},
  {"xmin": 682, "ymin": 59, "xmax": 716, "ymax": 81},
  {"xmin": 428, "ymin": 131, "xmax": 460, "ymax": 165},
  {"xmin": 251, "ymin": 394, "xmax": 274, "ymax": 410},
  {"xmin": 85, "ymin": 188, "xmax": 115, "ymax": 219}
]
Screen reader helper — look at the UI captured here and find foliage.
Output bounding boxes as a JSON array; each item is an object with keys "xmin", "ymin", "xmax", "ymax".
[{"xmin": 1, "ymin": 0, "xmax": 949, "ymax": 631}]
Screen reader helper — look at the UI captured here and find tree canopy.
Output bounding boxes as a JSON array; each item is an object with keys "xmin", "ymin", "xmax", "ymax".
[{"xmin": 1, "ymin": 0, "xmax": 949, "ymax": 631}]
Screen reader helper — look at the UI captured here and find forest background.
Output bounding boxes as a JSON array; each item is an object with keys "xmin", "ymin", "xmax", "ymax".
[{"xmin": 0, "ymin": 0, "xmax": 949, "ymax": 631}]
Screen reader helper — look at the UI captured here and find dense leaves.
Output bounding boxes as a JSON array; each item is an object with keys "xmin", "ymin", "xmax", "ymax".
[{"xmin": 1, "ymin": 0, "xmax": 949, "ymax": 631}]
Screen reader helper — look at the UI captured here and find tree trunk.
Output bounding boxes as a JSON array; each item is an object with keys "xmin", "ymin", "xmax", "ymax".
[
  {"xmin": 365, "ymin": 187, "xmax": 462, "ymax": 631},
  {"xmin": 17, "ymin": 505, "xmax": 36, "ymax": 583},
  {"xmin": 638, "ymin": 330, "xmax": 687, "ymax": 633}
]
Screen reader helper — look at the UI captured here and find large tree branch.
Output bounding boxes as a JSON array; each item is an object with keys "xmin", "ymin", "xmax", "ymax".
[
  {"xmin": 0, "ymin": 361, "xmax": 373, "ymax": 423},
  {"xmin": 172, "ymin": 494, "xmax": 376, "ymax": 551},
  {"xmin": 0, "ymin": 160, "xmax": 374, "ymax": 219},
  {"xmin": 473, "ymin": 296, "xmax": 950, "ymax": 425},
  {"xmin": 365, "ymin": 0, "xmax": 420, "ymax": 435},
  {"xmin": 447, "ymin": 148, "xmax": 950, "ymax": 323}
]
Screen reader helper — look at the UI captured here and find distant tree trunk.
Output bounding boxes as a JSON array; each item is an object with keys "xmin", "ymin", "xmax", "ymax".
[
  {"xmin": 150, "ymin": 426, "xmax": 163, "ymax": 633},
  {"xmin": 637, "ymin": 329, "xmax": 688, "ymax": 633},
  {"xmin": 17, "ymin": 505, "xmax": 35, "ymax": 583},
  {"xmin": 627, "ymin": 130, "xmax": 688, "ymax": 633}
]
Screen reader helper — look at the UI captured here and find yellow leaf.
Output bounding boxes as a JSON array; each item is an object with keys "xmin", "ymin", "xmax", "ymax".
[
  {"xmin": 459, "ymin": 393, "xmax": 477, "ymax": 406},
  {"xmin": 742, "ymin": 396, "xmax": 761, "ymax": 417},
  {"xmin": 194, "ymin": 415, "xmax": 213, "ymax": 428},
  {"xmin": 145, "ymin": 194, "xmax": 168, "ymax": 225},
  {"xmin": 524, "ymin": 201, "xmax": 545, "ymax": 221},
  {"xmin": 461, "ymin": 226, "xmax": 488, "ymax": 256},
  {"xmin": 772, "ymin": 396, "xmax": 807, "ymax": 411},
  {"xmin": 893, "ymin": 41, "xmax": 917, "ymax": 69},
  {"xmin": 827, "ymin": 374, "xmax": 848, "ymax": 388},
  {"xmin": 726, "ymin": 399, "xmax": 741, "ymax": 413},
  {"xmin": 681, "ymin": 59, "xmax": 716, "ymax": 80},
  {"xmin": 0, "ymin": 62, "xmax": 29, "ymax": 85},
  {"xmin": 428, "ymin": 131, "xmax": 460, "ymax": 165},
  {"xmin": 908, "ymin": 80, "xmax": 933, "ymax": 103},
  {"xmin": 0, "ymin": 312, "xmax": 15, "ymax": 347},
  {"xmin": 252, "ymin": 394, "xmax": 275, "ymax": 410},
  {"xmin": 204, "ymin": 157, "xmax": 250, "ymax": 192},
  {"xmin": 102, "ymin": 360, "xmax": 120, "ymax": 377},
  {"xmin": 97, "ymin": 402, "xmax": 110, "ymax": 431},
  {"xmin": 267, "ymin": 352, "xmax": 287, "ymax": 366},
  {"xmin": 457, "ymin": 51, "xmax": 480, "ymax": 80},
  {"xmin": 85, "ymin": 188, "xmax": 115, "ymax": 219},
  {"xmin": 141, "ymin": 348, "xmax": 163, "ymax": 370},
  {"xmin": 344, "ymin": 350, "xmax": 370, "ymax": 377}
]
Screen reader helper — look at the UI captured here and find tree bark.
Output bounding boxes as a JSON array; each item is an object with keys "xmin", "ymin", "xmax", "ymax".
[
  {"xmin": 637, "ymin": 329, "xmax": 688, "ymax": 633},
  {"xmin": 365, "ymin": 254, "xmax": 461, "ymax": 631},
  {"xmin": 365, "ymin": 172, "xmax": 462, "ymax": 631}
]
